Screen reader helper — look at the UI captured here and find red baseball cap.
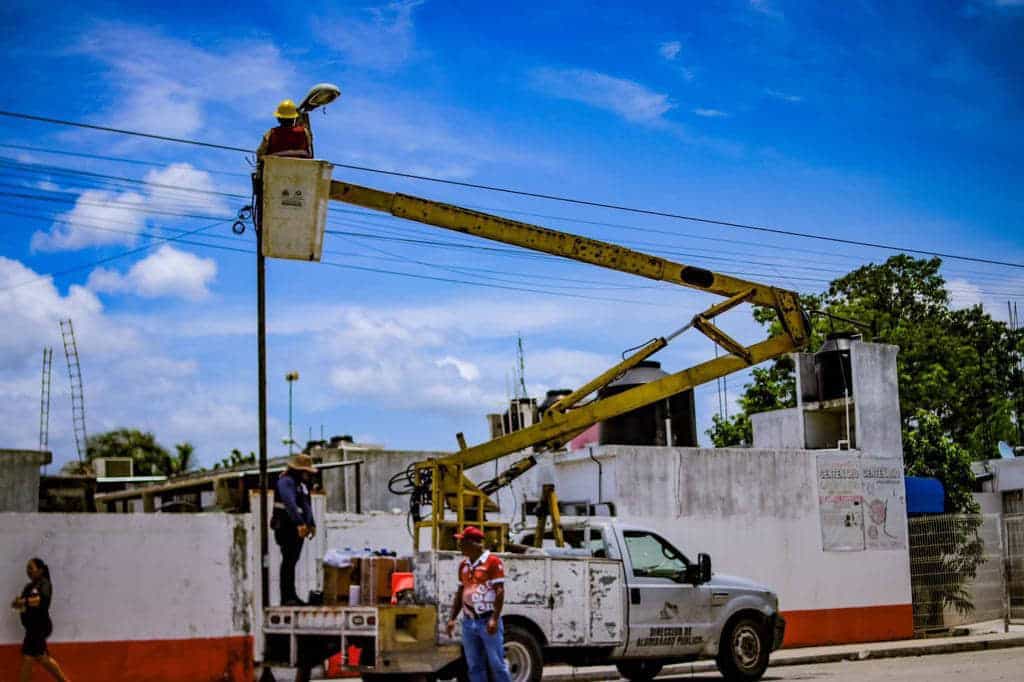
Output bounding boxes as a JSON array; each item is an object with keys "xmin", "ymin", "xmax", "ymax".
[{"xmin": 454, "ymin": 526, "xmax": 485, "ymax": 541}]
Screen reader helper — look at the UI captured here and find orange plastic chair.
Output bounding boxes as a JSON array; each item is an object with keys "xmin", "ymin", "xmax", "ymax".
[{"xmin": 390, "ymin": 571, "xmax": 415, "ymax": 605}]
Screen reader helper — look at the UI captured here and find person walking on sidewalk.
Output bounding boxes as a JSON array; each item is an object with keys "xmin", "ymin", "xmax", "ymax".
[
  {"xmin": 445, "ymin": 527, "xmax": 512, "ymax": 682},
  {"xmin": 272, "ymin": 454, "xmax": 317, "ymax": 606},
  {"xmin": 11, "ymin": 557, "xmax": 69, "ymax": 682}
]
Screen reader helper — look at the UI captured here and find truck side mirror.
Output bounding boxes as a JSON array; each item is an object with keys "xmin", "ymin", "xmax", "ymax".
[{"xmin": 698, "ymin": 553, "xmax": 712, "ymax": 583}]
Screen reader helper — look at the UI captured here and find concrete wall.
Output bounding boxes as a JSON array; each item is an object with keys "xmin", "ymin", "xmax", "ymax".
[
  {"xmin": 0, "ymin": 450, "xmax": 50, "ymax": 512},
  {"xmin": 850, "ymin": 342, "xmax": 902, "ymax": 456},
  {"xmin": 977, "ymin": 458, "xmax": 1024, "ymax": 492},
  {"xmin": 551, "ymin": 445, "xmax": 913, "ymax": 647},
  {"xmin": 0, "ymin": 513, "xmax": 252, "ymax": 681},
  {"xmin": 321, "ymin": 448, "xmax": 446, "ymax": 513},
  {"xmin": 752, "ymin": 408, "xmax": 803, "ymax": 449}
]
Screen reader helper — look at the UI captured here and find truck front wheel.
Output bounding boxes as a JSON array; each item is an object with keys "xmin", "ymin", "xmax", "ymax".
[
  {"xmin": 716, "ymin": 616, "xmax": 770, "ymax": 681},
  {"xmin": 503, "ymin": 623, "xmax": 543, "ymax": 682},
  {"xmin": 615, "ymin": 660, "xmax": 664, "ymax": 681}
]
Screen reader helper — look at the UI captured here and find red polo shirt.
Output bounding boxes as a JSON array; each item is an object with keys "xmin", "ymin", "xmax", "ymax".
[{"xmin": 458, "ymin": 550, "xmax": 505, "ymax": 617}]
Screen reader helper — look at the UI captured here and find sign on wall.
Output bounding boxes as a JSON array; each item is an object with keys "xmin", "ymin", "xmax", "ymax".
[{"xmin": 817, "ymin": 454, "xmax": 906, "ymax": 552}]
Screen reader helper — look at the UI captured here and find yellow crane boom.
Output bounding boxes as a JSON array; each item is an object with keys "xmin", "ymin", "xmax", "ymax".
[
  {"xmin": 258, "ymin": 158, "xmax": 810, "ymax": 549},
  {"xmin": 323, "ymin": 178, "xmax": 811, "ymax": 550}
]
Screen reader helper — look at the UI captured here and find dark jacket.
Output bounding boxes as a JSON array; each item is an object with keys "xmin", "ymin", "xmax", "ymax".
[
  {"xmin": 20, "ymin": 577, "xmax": 52, "ymax": 632},
  {"xmin": 273, "ymin": 471, "xmax": 315, "ymax": 530}
]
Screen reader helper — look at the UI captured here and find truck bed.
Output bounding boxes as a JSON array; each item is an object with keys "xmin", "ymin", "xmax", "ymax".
[
  {"xmin": 414, "ymin": 550, "xmax": 626, "ymax": 647},
  {"xmin": 261, "ymin": 550, "xmax": 626, "ymax": 674}
]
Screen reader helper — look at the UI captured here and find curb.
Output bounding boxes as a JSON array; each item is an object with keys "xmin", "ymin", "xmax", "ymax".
[{"xmin": 541, "ymin": 634, "xmax": 1024, "ymax": 681}]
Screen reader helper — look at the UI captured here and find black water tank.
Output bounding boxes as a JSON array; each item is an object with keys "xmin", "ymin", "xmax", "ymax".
[
  {"xmin": 597, "ymin": 361, "xmax": 697, "ymax": 446},
  {"xmin": 814, "ymin": 332, "xmax": 859, "ymax": 401},
  {"xmin": 539, "ymin": 389, "xmax": 572, "ymax": 415}
]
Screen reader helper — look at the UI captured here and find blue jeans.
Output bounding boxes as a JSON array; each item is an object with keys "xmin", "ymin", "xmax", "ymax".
[{"xmin": 461, "ymin": 616, "xmax": 512, "ymax": 682}]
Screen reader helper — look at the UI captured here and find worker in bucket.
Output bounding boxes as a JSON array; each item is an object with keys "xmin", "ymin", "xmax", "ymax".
[
  {"xmin": 271, "ymin": 454, "xmax": 317, "ymax": 605},
  {"xmin": 446, "ymin": 527, "xmax": 512, "ymax": 682},
  {"xmin": 257, "ymin": 99, "xmax": 313, "ymax": 159}
]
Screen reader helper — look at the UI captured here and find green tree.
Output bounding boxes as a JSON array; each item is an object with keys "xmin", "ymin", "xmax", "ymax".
[
  {"xmin": 706, "ymin": 358, "xmax": 798, "ymax": 447},
  {"xmin": 710, "ymin": 255, "xmax": 1023, "ymax": 462},
  {"xmin": 60, "ymin": 430, "xmax": 198, "ymax": 477},
  {"xmin": 903, "ymin": 410, "xmax": 979, "ymax": 515},
  {"xmin": 213, "ymin": 448, "xmax": 256, "ymax": 470},
  {"xmin": 165, "ymin": 442, "xmax": 196, "ymax": 477},
  {"xmin": 903, "ymin": 409, "xmax": 984, "ymax": 628}
]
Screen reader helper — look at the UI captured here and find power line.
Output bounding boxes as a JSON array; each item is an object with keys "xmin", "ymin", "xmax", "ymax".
[
  {"xmin": 326, "ymin": 226, "xmax": 1024, "ymax": 298},
  {"xmin": 316, "ymin": 259, "xmax": 666, "ymax": 306},
  {"xmin": 2, "ymin": 108, "xmax": 1020, "ymax": 269},
  {"xmin": 0, "ymin": 110, "xmax": 251, "ymax": 154},
  {"xmin": 0, "ymin": 189, "xmax": 233, "ymax": 221},
  {"xmin": 0, "ymin": 219, "xmax": 232, "ymax": 293},
  {"xmin": 0, "ymin": 157, "xmax": 248, "ymax": 199},
  {"xmin": 0, "ymin": 149, "xmax": 985, "ymax": 284},
  {"xmin": 0, "ymin": 143, "xmax": 250, "ymax": 177}
]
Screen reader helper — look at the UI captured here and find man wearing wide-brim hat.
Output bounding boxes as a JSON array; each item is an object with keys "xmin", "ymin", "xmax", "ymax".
[{"xmin": 272, "ymin": 453, "xmax": 318, "ymax": 606}]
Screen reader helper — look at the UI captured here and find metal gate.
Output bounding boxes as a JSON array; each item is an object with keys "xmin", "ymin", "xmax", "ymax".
[
  {"xmin": 1006, "ymin": 514, "xmax": 1024, "ymax": 623},
  {"xmin": 908, "ymin": 514, "xmax": 1006, "ymax": 633}
]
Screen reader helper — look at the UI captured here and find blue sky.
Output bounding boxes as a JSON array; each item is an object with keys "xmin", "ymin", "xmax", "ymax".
[{"xmin": 0, "ymin": 0, "xmax": 1021, "ymax": 470}]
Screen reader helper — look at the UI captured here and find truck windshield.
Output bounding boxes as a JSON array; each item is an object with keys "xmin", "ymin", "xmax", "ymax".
[{"xmin": 623, "ymin": 531, "xmax": 688, "ymax": 579}]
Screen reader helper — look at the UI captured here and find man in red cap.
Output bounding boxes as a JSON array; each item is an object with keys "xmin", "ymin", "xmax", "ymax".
[{"xmin": 446, "ymin": 527, "xmax": 512, "ymax": 682}]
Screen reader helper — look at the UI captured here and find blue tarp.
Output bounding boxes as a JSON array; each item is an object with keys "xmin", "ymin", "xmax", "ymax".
[{"xmin": 905, "ymin": 476, "xmax": 944, "ymax": 514}]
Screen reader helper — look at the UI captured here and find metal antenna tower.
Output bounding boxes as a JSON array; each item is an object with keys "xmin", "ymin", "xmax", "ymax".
[
  {"xmin": 516, "ymin": 334, "xmax": 528, "ymax": 398},
  {"xmin": 38, "ymin": 347, "xmax": 53, "ymax": 452},
  {"xmin": 59, "ymin": 319, "xmax": 87, "ymax": 462}
]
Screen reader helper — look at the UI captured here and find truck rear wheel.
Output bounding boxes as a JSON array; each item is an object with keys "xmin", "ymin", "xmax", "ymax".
[
  {"xmin": 504, "ymin": 623, "xmax": 543, "ymax": 682},
  {"xmin": 716, "ymin": 616, "xmax": 770, "ymax": 681},
  {"xmin": 615, "ymin": 660, "xmax": 664, "ymax": 681}
]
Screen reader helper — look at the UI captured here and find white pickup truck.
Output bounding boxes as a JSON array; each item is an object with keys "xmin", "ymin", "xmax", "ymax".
[{"xmin": 261, "ymin": 519, "xmax": 785, "ymax": 682}]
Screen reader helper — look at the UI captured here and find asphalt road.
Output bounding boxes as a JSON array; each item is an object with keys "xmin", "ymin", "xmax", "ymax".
[{"xmin": 654, "ymin": 648, "xmax": 1022, "ymax": 681}]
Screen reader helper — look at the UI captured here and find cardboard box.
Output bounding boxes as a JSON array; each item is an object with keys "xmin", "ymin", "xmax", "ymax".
[
  {"xmin": 359, "ymin": 557, "xmax": 399, "ymax": 604},
  {"xmin": 323, "ymin": 564, "xmax": 354, "ymax": 605}
]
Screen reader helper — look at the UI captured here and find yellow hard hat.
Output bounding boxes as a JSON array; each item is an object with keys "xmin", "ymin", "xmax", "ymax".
[{"xmin": 274, "ymin": 99, "xmax": 299, "ymax": 119}]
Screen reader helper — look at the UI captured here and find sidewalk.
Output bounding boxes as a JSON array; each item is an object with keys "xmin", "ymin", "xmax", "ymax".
[
  {"xmin": 263, "ymin": 621, "xmax": 1024, "ymax": 681},
  {"xmin": 541, "ymin": 621, "xmax": 1024, "ymax": 681}
]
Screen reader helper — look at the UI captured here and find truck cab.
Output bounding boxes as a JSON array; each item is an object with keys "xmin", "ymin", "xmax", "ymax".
[{"xmin": 514, "ymin": 518, "xmax": 785, "ymax": 681}]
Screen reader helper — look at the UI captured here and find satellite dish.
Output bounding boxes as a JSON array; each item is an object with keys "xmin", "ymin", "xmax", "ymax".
[
  {"xmin": 299, "ymin": 83, "xmax": 341, "ymax": 113},
  {"xmin": 998, "ymin": 441, "xmax": 1015, "ymax": 460}
]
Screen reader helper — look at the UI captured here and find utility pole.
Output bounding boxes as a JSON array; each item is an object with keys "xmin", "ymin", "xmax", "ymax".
[
  {"xmin": 286, "ymin": 371, "xmax": 300, "ymax": 454},
  {"xmin": 254, "ymin": 194, "xmax": 271, "ymax": 622}
]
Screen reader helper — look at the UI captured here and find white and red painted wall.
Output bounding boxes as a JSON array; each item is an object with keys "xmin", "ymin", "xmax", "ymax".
[{"xmin": 0, "ymin": 513, "xmax": 253, "ymax": 681}]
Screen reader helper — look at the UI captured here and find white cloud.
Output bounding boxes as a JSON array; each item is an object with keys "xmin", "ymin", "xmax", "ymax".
[
  {"xmin": 315, "ymin": 0, "xmax": 425, "ymax": 71},
  {"xmin": 0, "ymin": 256, "xmax": 267, "ymax": 469},
  {"xmin": 765, "ymin": 88, "xmax": 803, "ymax": 103},
  {"xmin": 530, "ymin": 68, "xmax": 675, "ymax": 124},
  {"xmin": 31, "ymin": 188, "xmax": 147, "ymax": 251},
  {"xmin": 436, "ymin": 356, "xmax": 481, "ymax": 382},
  {"xmin": 75, "ymin": 23, "xmax": 296, "ymax": 133},
  {"xmin": 30, "ymin": 163, "xmax": 228, "ymax": 252},
  {"xmin": 944, "ymin": 276, "xmax": 1024, "ymax": 322},
  {"xmin": 87, "ymin": 244, "xmax": 217, "ymax": 300},
  {"xmin": 947, "ymin": 278, "xmax": 983, "ymax": 310},
  {"xmin": 659, "ymin": 41, "xmax": 682, "ymax": 61},
  {"xmin": 694, "ymin": 108, "xmax": 730, "ymax": 118},
  {"xmin": 143, "ymin": 163, "xmax": 229, "ymax": 215}
]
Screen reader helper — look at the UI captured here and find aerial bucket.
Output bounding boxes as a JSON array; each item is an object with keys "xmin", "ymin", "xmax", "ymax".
[{"xmin": 260, "ymin": 156, "xmax": 333, "ymax": 261}]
